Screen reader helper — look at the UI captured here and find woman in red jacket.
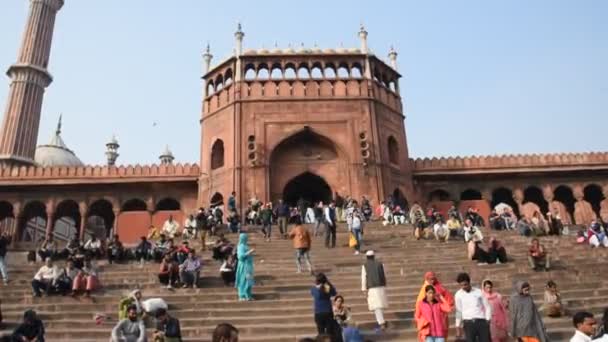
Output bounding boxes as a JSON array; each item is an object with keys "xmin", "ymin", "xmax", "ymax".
[{"xmin": 415, "ymin": 285, "xmax": 452, "ymax": 342}]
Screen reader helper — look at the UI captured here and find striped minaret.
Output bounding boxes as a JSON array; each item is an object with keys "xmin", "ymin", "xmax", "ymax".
[{"xmin": 0, "ymin": 0, "xmax": 64, "ymax": 168}]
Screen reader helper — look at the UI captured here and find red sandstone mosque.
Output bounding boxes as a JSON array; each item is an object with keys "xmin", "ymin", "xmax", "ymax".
[{"xmin": 0, "ymin": 0, "xmax": 607, "ymax": 244}]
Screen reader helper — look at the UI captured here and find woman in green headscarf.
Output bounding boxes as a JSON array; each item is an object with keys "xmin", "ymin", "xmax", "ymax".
[{"xmin": 235, "ymin": 233, "xmax": 255, "ymax": 301}]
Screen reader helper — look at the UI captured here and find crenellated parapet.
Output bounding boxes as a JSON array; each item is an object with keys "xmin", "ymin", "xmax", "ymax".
[
  {"xmin": 0, "ymin": 163, "xmax": 199, "ymax": 185},
  {"xmin": 411, "ymin": 152, "xmax": 608, "ymax": 174}
]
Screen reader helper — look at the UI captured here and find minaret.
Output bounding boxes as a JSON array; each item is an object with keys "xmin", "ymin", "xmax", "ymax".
[
  {"xmin": 388, "ymin": 46, "xmax": 398, "ymax": 70},
  {"xmin": 202, "ymin": 43, "xmax": 213, "ymax": 73},
  {"xmin": 105, "ymin": 135, "xmax": 119, "ymax": 166},
  {"xmin": 0, "ymin": 0, "xmax": 65, "ymax": 168},
  {"xmin": 234, "ymin": 23, "xmax": 244, "ymax": 82},
  {"xmin": 234, "ymin": 22, "xmax": 244, "ymax": 56},
  {"xmin": 358, "ymin": 24, "xmax": 373, "ymax": 79},
  {"xmin": 159, "ymin": 145, "xmax": 174, "ymax": 165}
]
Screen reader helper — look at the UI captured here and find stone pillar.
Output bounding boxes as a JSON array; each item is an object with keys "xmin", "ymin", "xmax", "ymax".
[
  {"xmin": 11, "ymin": 203, "xmax": 22, "ymax": 243},
  {"xmin": 112, "ymin": 208, "xmax": 120, "ymax": 237},
  {"xmin": 78, "ymin": 202, "xmax": 87, "ymax": 241},
  {"xmin": 0, "ymin": 0, "xmax": 65, "ymax": 167},
  {"xmin": 512, "ymin": 188, "xmax": 524, "ymax": 215},
  {"xmin": 45, "ymin": 209, "xmax": 55, "ymax": 239},
  {"xmin": 543, "ymin": 185, "xmax": 554, "ymax": 215}
]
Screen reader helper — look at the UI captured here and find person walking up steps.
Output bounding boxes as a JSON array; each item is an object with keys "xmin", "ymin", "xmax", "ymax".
[
  {"xmin": 314, "ymin": 201, "xmax": 325, "ymax": 237},
  {"xmin": 289, "ymin": 216, "xmax": 314, "ymax": 274},
  {"xmin": 361, "ymin": 250, "xmax": 389, "ymax": 330}
]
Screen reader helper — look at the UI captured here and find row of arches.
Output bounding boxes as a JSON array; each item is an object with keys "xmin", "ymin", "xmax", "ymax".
[
  {"xmin": 427, "ymin": 183, "xmax": 606, "ymax": 224},
  {"xmin": 206, "ymin": 63, "xmax": 399, "ymax": 96},
  {"xmin": 0, "ymin": 197, "xmax": 184, "ymax": 244}
]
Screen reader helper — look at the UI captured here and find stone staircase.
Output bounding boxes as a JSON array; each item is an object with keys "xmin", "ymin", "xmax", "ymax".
[{"xmin": 1, "ymin": 222, "xmax": 607, "ymax": 341}]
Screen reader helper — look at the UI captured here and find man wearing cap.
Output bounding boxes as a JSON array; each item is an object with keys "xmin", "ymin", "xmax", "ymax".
[{"xmin": 361, "ymin": 250, "xmax": 389, "ymax": 330}]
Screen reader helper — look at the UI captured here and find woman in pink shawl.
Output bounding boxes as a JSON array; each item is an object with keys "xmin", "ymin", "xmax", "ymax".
[{"xmin": 482, "ymin": 279, "xmax": 509, "ymax": 342}]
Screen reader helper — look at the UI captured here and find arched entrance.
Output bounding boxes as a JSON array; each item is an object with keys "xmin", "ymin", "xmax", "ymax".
[
  {"xmin": 283, "ymin": 172, "xmax": 332, "ymax": 206},
  {"xmin": 269, "ymin": 127, "xmax": 347, "ymax": 204}
]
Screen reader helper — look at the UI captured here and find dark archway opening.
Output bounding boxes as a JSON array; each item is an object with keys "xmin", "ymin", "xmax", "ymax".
[
  {"xmin": 210, "ymin": 193, "xmax": 224, "ymax": 207},
  {"xmin": 87, "ymin": 200, "xmax": 115, "ymax": 240},
  {"xmin": 156, "ymin": 198, "xmax": 181, "ymax": 211},
  {"xmin": 584, "ymin": 184, "xmax": 605, "ymax": 216},
  {"xmin": 523, "ymin": 186, "xmax": 548, "ymax": 215},
  {"xmin": 122, "ymin": 198, "xmax": 147, "ymax": 212},
  {"xmin": 428, "ymin": 189, "xmax": 451, "ymax": 202},
  {"xmin": 392, "ymin": 188, "xmax": 408, "ymax": 210},
  {"xmin": 460, "ymin": 189, "xmax": 483, "ymax": 201},
  {"xmin": 491, "ymin": 188, "xmax": 519, "ymax": 216},
  {"xmin": 553, "ymin": 185, "xmax": 576, "ymax": 217},
  {"xmin": 283, "ymin": 172, "xmax": 332, "ymax": 206},
  {"xmin": 20, "ymin": 201, "xmax": 47, "ymax": 242},
  {"xmin": 53, "ymin": 200, "xmax": 80, "ymax": 242},
  {"xmin": 0, "ymin": 201, "xmax": 14, "ymax": 236},
  {"xmin": 211, "ymin": 140, "xmax": 225, "ymax": 170}
]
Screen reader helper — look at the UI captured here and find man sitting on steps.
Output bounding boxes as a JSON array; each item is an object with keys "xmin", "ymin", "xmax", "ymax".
[
  {"xmin": 31, "ymin": 258, "xmax": 59, "ymax": 297},
  {"xmin": 179, "ymin": 250, "xmax": 201, "ymax": 288}
]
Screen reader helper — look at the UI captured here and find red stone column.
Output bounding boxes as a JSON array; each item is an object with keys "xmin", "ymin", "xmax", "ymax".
[
  {"xmin": 78, "ymin": 202, "xmax": 87, "ymax": 241},
  {"xmin": 112, "ymin": 209, "xmax": 120, "ymax": 237},
  {"xmin": 45, "ymin": 210, "xmax": 55, "ymax": 239},
  {"xmin": 11, "ymin": 204, "xmax": 22, "ymax": 243}
]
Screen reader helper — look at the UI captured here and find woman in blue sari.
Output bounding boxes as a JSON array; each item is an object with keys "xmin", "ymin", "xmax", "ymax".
[{"xmin": 235, "ymin": 233, "xmax": 255, "ymax": 301}]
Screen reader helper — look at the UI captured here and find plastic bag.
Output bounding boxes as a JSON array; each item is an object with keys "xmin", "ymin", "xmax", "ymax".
[
  {"xmin": 348, "ymin": 233, "xmax": 357, "ymax": 248},
  {"xmin": 142, "ymin": 298, "xmax": 168, "ymax": 314}
]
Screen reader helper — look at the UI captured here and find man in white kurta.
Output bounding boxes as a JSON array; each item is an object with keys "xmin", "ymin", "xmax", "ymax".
[
  {"xmin": 162, "ymin": 215, "xmax": 180, "ymax": 239},
  {"xmin": 361, "ymin": 250, "xmax": 389, "ymax": 329}
]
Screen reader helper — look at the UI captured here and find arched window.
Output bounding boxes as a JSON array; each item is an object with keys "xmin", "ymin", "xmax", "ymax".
[
  {"xmin": 297, "ymin": 65, "xmax": 309, "ymax": 79},
  {"xmin": 387, "ymin": 136, "xmax": 399, "ymax": 165},
  {"xmin": 156, "ymin": 198, "xmax": 181, "ymax": 211},
  {"xmin": 311, "ymin": 66, "xmax": 323, "ymax": 78},
  {"xmin": 211, "ymin": 139, "xmax": 225, "ymax": 170},
  {"xmin": 224, "ymin": 69, "xmax": 233, "ymax": 87},
  {"xmin": 257, "ymin": 65, "xmax": 269, "ymax": 80},
  {"xmin": 351, "ymin": 64, "xmax": 363, "ymax": 78},
  {"xmin": 271, "ymin": 65, "xmax": 283, "ymax": 80},
  {"xmin": 215, "ymin": 75, "xmax": 224, "ymax": 91},
  {"xmin": 337, "ymin": 66, "xmax": 349, "ymax": 78},
  {"xmin": 206, "ymin": 81, "xmax": 215, "ymax": 96},
  {"xmin": 284, "ymin": 65, "xmax": 296, "ymax": 79},
  {"xmin": 122, "ymin": 198, "xmax": 147, "ymax": 212},
  {"xmin": 324, "ymin": 66, "xmax": 336, "ymax": 78},
  {"xmin": 244, "ymin": 67, "xmax": 256, "ymax": 80}
]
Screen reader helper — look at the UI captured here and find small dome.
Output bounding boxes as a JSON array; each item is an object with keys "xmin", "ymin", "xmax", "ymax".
[
  {"xmin": 35, "ymin": 145, "xmax": 84, "ymax": 167},
  {"xmin": 244, "ymin": 49, "xmax": 257, "ymax": 55},
  {"xmin": 349, "ymin": 48, "xmax": 361, "ymax": 53},
  {"xmin": 258, "ymin": 48, "xmax": 270, "ymax": 54},
  {"xmin": 323, "ymin": 48, "xmax": 336, "ymax": 54},
  {"xmin": 297, "ymin": 47, "xmax": 311, "ymax": 54},
  {"xmin": 336, "ymin": 47, "xmax": 348, "ymax": 53},
  {"xmin": 284, "ymin": 47, "xmax": 296, "ymax": 54},
  {"xmin": 270, "ymin": 48, "xmax": 282, "ymax": 54},
  {"xmin": 34, "ymin": 115, "xmax": 83, "ymax": 167}
]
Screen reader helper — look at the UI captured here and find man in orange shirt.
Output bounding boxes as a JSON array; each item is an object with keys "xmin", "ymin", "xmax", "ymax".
[{"xmin": 289, "ymin": 216, "xmax": 314, "ymax": 275}]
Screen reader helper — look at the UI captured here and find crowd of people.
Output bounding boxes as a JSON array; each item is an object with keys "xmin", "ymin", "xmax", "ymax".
[{"xmin": 2, "ymin": 190, "xmax": 608, "ymax": 342}]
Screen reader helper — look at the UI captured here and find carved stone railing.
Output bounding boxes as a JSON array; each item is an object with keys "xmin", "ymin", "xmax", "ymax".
[
  {"xmin": 0, "ymin": 163, "xmax": 200, "ymax": 185},
  {"xmin": 411, "ymin": 152, "xmax": 608, "ymax": 174}
]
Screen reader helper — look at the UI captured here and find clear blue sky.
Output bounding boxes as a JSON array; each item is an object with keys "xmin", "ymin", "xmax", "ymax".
[{"xmin": 0, "ymin": 0, "xmax": 606, "ymax": 165}]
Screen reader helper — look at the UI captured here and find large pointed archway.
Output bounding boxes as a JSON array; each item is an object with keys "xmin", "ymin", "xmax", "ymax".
[
  {"xmin": 283, "ymin": 172, "xmax": 332, "ymax": 206},
  {"xmin": 269, "ymin": 127, "xmax": 348, "ymax": 203}
]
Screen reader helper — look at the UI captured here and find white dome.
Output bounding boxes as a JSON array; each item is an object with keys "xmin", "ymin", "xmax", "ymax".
[
  {"xmin": 35, "ymin": 145, "xmax": 84, "ymax": 167},
  {"xmin": 34, "ymin": 115, "xmax": 84, "ymax": 167}
]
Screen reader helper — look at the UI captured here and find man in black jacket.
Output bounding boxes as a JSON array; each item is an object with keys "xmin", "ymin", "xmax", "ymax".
[{"xmin": 154, "ymin": 308, "xmax": 182, "ymax": 342}]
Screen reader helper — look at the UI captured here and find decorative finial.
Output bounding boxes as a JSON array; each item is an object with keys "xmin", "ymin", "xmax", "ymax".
[
  {"xmin": 204, "ymin": 42, "xmax": 211, "ymax": 55},
  {"xmin": 359, "ymin": 23, "xmax": 367, "ymax": 34},
  {"xmin": 56, "ymin": 113, "xmax": 62, "ymax": 136},
  {"xmin": 274, "ymin": 41, "xmax": 278, "ymax": 48}
]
